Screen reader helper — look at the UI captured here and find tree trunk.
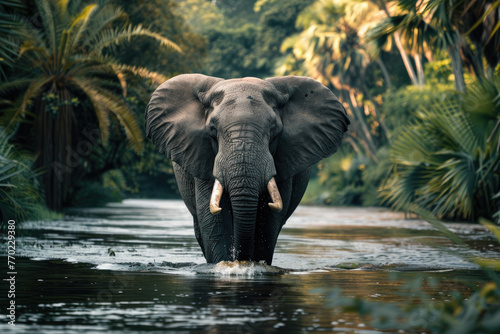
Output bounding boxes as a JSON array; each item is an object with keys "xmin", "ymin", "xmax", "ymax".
[
  {"xmin": 466, "ymin": 41, "xmax": 485, "ymax": 80},
  {"xmin": 345, "ymin": 135, "xmax": 362, "ymax": 154},
  {"xmin": 377, "ymin": 57, "xmax": 392, "ymax": 90},
  {"xmin": 377, "ymin": 0, "xmax": 419, "ymax": 86},
  {"xmin": 35, "ymin": 88, "xmax": 73, "ymax": 210},
  {"xmin": 414, "ymin": 53, "xmax": 425, "ymax": 87},
  {"xmin": 448, "ymin": 41, "xmax": 466, "ymax": 93},
  {"xmin": 344, "ymin": 90, "xmax": 378, "ymax": 161},
  {"xmin": 394, "ymin": 31, "xmax": 419, "ymax": 86}
]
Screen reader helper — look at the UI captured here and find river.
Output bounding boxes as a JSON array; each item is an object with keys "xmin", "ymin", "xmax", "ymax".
[{"xmin": 1, "ymin": 199, "xmax": 497, "ymax": 333}]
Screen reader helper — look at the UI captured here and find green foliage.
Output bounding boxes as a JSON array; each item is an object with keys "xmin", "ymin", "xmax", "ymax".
[
  {"xmin": 464, "ymin": 77, "xmax": 500, "ymax": 151},
  {"xmin": 175, "ymin": 0, "xmax": 227, "ymax": 32},
  {"xmin": 305, "ymin": 147, "xmax": 392, "ymax": 206},
  {"xmin": 0, "ymin": 131, "xmax": 60, "ymax": 223},
  {"xmin": 0, "ymin": 0, "xmax": 186, "ymax": 209},
  {"xmin": 381, "ymin": 83, "xmax": 456, "ymax": 138},
  {"xmin": 113, "ymin": 0, "xmax": 206, "ymax": 75},
  {"xmin": 279, "ymin": 0, "xmax": 391, "ymax": 161},
  {"xmin": 112, "ymin": 88, "xmax": 180, "ymax": 200},
  {"xmin": 189, "ymin": 0, "xmax": 311, "ymax": 79},
  {"xmin": 424, "ymin": 57, "xmax": 453, "ymax": 85},
  {"xmin": 0, "ymin": 0, "xmax": 24, "ymax": 81},
  {"xmin": 380, "ymin": 78, "xmax": 500, "ymax": 222},
  {"xmin": 72, "ymin": 181, "xmax": 121, "ymax": 207},
  {"xmin": 72, "ymin": 167, "xmax": 140, "ymax": 207},
  {"xmin": 202, "ymin": 25, "xmax": 260, "ymax": 78},
  {"xmin": 254, "ymin": 0, "xmax": 314, "ymax": 76}
]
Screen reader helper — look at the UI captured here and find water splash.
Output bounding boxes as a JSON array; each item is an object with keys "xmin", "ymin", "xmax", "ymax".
[{"xmin": 210, "ymin": 260, "xmax": 285, "ymax": 276}]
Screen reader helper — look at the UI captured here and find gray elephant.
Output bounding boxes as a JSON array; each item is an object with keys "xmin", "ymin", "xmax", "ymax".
[{"xmin": 145, "ymin": 74, "xmax": 349, "ymax": 265}]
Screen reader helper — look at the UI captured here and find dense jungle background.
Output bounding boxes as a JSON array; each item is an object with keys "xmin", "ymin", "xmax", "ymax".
[{"xmin": 1, "ymin": 0, "xmax": 499, "ymax": 224}]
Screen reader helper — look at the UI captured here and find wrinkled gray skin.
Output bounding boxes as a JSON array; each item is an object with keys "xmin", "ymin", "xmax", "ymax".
[{"xmin": 146, "ymin": 74, "xmax": 350, "ymax": 264}]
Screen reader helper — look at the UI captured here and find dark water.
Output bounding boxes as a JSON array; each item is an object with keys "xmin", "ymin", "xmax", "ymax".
[{"xmin": 1, "ymin": 200, "xmax": 497, "ymax": 333}]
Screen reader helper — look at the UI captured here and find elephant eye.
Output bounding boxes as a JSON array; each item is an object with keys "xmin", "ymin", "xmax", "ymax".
[{"xmin": 209, "ymin": 124, "xmax": 217, "ymax": 138}]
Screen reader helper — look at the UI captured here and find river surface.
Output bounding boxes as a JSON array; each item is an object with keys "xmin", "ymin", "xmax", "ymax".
[{"xmin": 1, "ymin": 199, "xmax": 498, "ymax": 333}]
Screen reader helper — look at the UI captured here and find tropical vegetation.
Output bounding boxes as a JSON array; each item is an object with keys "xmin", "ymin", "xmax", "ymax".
[
  {"xmin": 0, "ymin": 0, "xmax": 201, "ymax": 217},
  {"xmin": 0, "ymin": 0, "xmax": 498, "ymax": 225},
  {"xmin": 277, "ymin": 0, "xmax": 499, "ymax": 223}
]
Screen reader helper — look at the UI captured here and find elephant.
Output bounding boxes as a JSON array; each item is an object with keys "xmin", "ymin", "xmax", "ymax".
[{"xmin": 145, "ymin": 74, "xmax": 350, "ymax": 265}]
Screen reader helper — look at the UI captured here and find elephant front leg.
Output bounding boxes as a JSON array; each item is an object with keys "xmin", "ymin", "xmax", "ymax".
[
  {"xmin": 253, "ymin": 177, "xmax": 293, "ymax": 265},
  {"xmin": 253, "ymin": 168, "xmax": 312, "ymax": 265},
  {"xmin": 172, "ymin": 163, "xmax": 205, "ymax": 253},
  {"xmin": 194, "ymin": 178, "xmax": 234, "ymax": 263}
]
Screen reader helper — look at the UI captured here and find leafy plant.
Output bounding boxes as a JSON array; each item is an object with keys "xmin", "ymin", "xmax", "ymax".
[
  {"xmin": 380, "ymin": 77, "xmax": 500, "ymax": 222},
  {"xmin": 305, "ymin": 147, "xmax": 391, "ymax": 206},
  {"xmin": 0, "ymin": 131, "xmax": 59, "ymax": 224},
  {"xmin": 0, "ymin": 0, "xmax": 180, "ymax": 210},
  {"xmin": 381, "ymin": 83, "xmax": 456, "ymax": 138}
]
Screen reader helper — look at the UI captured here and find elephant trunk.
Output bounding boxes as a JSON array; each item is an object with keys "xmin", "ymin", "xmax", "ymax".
[
  {"xmin": 211, "ymin": 131, "xmax": 280, "ymax": 261},
  {"xmin": 211, "ymin": 175, "xmax": 282, "ymax": 261},
  {"xmin": 228, "ymin": 183, "xmax": 260, "ymax": 260}
]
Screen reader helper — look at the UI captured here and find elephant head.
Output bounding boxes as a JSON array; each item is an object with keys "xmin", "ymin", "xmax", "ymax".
[{"xmin": 145, "ymin": 74, "xmax": 349, "ymax": 262}]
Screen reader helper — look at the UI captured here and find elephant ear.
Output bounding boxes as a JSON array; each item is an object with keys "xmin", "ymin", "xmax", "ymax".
[
  {"xmin": 145, "ymin": 74, "xmax": 223, "ymax": 180},
  {"xmin": 266, "ymin": 76, "xmax": 350, "ymax": 181}
]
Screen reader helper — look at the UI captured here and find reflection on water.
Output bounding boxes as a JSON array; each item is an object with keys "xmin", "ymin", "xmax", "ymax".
[{"xmin": 0, "ymin": 199, "xmax": 497, "ymax": 333}]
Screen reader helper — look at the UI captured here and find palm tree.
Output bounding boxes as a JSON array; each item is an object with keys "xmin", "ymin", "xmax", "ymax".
[
  {"xmin": 371, "ymin": 0, "xmax": 500, "ymax": 93},
  {"xmin": 279, "ymin": 0, "xmax": 389, "ymax": 160},
  {"xmin": 0, "ymin": 0, "xmax": 180, "ymax": 209},
  {"xmin": 450, "ymin": 0, "xmax": 500, "ymax": 79},
  {"xmin": 380, "ymin": 80, "xmax": 500, "ymax": 222},
  {"xmin": 368, "ymin": 0, "xmax": 433, "ymax": 87}
]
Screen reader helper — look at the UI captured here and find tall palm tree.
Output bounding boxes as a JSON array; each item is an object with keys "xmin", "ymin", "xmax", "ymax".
[
  {"xmin": 371, "ymin": 0, "xmax": 500, "ymax": 93},
  {"xmin": 450, "ymin": 0, "xmax": 500, "ymax": 79},
  {"xmin": 279, "ymin": 0, "xmax": 389, "ymax": 160},
  {"xmin": 0, "ymin": 0, "xmax": 180, "ymax": 209}
]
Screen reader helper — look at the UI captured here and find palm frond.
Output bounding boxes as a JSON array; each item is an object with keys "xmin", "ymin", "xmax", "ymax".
[
  {"xmin": 89, "ymin": 24, "xmax": 182, "ymax": 55},
  {"xmin": 80, "ymin": 4, "xmax": 126, "ymax": 47},
  {"xmin": 0, "ymin": 0, "xmax": 180, "ymax": 209},
  {"xmin": 19, "ymin": 75, "xmax": 51, "ymax": 115},
  {"xmin": 67, "ymin": 3, "xmax": 98, "ymax": 54},
  {"xmin": 381, "ymin": 83, "xmax": 499, "ymax": 221},
  {"xmin": 110, "ymin": 63, "xmax": 168, "ymax": 85},
  {"xmin": 69, "ymin": 76, "xmax": 143, "ymax": 153},
  {"xmin": 0, "ymin": 0, "xmax": 25, "ymax": 79},
  {"xmin": 34, "ymin": 0, "xmax": 58, "ymax": 58}
]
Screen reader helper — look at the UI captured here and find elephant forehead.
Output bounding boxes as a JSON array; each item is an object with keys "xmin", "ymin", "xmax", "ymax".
[{"xmin": 212, "ymin": 78, "xmax": 277, "ymax": 96}]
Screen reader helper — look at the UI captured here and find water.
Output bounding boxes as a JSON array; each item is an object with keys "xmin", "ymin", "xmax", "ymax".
[{"xmin": 1, "ymin": 199, "xmax": 497, "ymax": 333}]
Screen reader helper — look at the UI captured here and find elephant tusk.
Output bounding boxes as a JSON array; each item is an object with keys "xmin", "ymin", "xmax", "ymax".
[
  {"xmin": 210, "ymin": 179, "xmax": 223, "ymax": 215},
  {"xmin": 267, "ymin": 177, "xmax": 283, "ymax": 212}
]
